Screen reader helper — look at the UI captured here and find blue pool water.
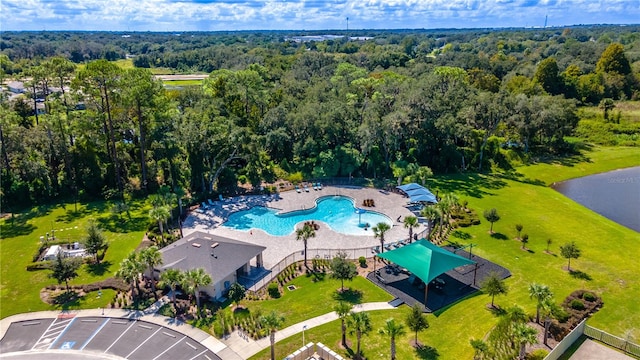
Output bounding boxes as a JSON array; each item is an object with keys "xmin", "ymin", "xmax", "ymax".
[{"xmin": 222, "ymin": 196, "xmax": 393, "ymax": 236}]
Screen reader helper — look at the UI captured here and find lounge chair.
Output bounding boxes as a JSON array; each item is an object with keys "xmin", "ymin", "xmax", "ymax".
[
  {"xmin": 219, "ymin": 194, "xmax": 224, "ymax": 202},
  {"xmin": 313, "ymin": 183, "xmax": 318, "ymax": 191},
  {"xmin": 295, "ymin": 185, "xmax": 301, "ymax": 193},
  {"xmin": 317, "ymin": 183, "xmax": 322, "ymax": 190},
  {"xmin": 201, "ymin": 202, "xmax": 210, "ymax": 210},
  {"xmin": 207, "ymin": 199, "xmax": 215, "ymax": 207},
  {"xmin": 304, "ymin": 185, "xmax": 310, "ymax": 192}
]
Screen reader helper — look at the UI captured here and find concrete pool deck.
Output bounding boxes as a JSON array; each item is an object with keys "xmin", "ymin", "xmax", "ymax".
[{"xmin": 183, "ymin": 186, "xmax": 427, "ymax": 269}]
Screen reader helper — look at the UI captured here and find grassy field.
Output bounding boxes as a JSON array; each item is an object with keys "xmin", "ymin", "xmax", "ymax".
[
  {"xmin": 248, "ymin": 145, "xmax": 640, "ymax": 360},
  {"xmin": 0, "ymin": 200, "xmax": 149, "ymax": 318},
  {"xmin": 162, "ymin": 79, "xmax": 203, "ymax": 87}
]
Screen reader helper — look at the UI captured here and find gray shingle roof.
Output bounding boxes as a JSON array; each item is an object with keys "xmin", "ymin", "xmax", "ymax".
[{"xmin": 159, "ymin": 231, "xmax": 266, "ymax": 282}]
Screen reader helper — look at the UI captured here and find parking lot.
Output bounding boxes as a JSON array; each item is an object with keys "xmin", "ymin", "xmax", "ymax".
[{"xmin": 0, "ymin": 315, "xmax": 220, "ymax": 360}]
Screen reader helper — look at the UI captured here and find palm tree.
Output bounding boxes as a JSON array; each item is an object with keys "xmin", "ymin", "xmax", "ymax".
[
  {"xmin": 334, "ymin": 301, "xmax": 352, "ymax": 347},
  {"xmin": 140, "ymin": 246, "xmax": 163, "ymax": 299},
  {"xmin": 295, "ymin": 223, "xmax": 316, "ymax": 270},
  {"xmin": 529, "ymin": 283, "xmax": 553, "ymax": 324},
  {"xmin": 347, "ymin": 311, "xmax": 372, "ymax": 360},
  {"xmin": 420, "ymin": 206, "xmax": 441, "ymax": 240},
  {"xmin": 378, "ymin": 318, "xmax": 406, "ymax": 360},
  {"xmin": 116, "ymin": 252, "xmax": 144, "ymax": 301},
  {"xmin": 514, "ymin": 323, "xmax": 538, "ymax": 360},
  {"xmin": 373, "ymin": 222, "xmax": 391, "ymax": 253},
  {"xmin": 470, "ymin": 338, "xmax": 489, "ymax": 360},
  {"xmin": 260, "ymin": 311, "xmax": 285, "ymax": 360},
  {"xmin": 159, "ymin": 268, "xmax": 183, "ymax": 313},
  {"xmin": 182, "ymin": 268, "xmax": 212, "ymax": 317},
  {"xmin": 149, "ymin": 206, "xmax": 171, "ymax": 245},
  {"xmin": 403, "ymin": 215, "xmax": 419, "ymax": 243}
]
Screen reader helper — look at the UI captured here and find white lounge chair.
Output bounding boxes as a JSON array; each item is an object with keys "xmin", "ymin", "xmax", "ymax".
[
  {"xmin": 304, "ymin": 185, "xmax": 310, "ymax": 192},
  {"xmin": 317, "ymin": 183, "xmax": 322, "ymax": 190},
  {"xmin": 295, "ymin": 185, "xmax": 301, "ymax": 193}
]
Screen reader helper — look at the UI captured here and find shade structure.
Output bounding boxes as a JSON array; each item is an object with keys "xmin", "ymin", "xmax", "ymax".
[
  {"xmin": 397, "ymin": 183, "xmax": 424, "ymax": 192},
  {"xmin": 355, "ymin": 207, "xmax": 366, "ymax": 225},
  {"xmin": 377, "ymin": 239, "xmax": 474, "ymax": 285},
  {"xmin": 397, "ymin": 183, "xmax": 438, "ymax": 204}
]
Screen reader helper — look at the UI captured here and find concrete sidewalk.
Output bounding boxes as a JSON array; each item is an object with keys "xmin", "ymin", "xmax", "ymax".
[{"xmin": 221, "ymin": 302, "xmax": 397, "ymax": 359}]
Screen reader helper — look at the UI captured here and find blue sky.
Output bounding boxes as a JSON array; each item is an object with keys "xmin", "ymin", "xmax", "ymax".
[{"xmin": 2, "ymin": 0, "xmax": 639, "ymax": 31}]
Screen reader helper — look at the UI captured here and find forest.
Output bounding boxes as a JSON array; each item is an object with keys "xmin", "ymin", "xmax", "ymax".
[{"xmin": 1, "ymin": 26, "xmax": 639, "ymax": 209}]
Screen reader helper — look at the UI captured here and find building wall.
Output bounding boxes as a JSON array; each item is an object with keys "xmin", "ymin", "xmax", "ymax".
[{"xmin": 202, "ymin": 272, "xmax": 237, "ymax": 300}]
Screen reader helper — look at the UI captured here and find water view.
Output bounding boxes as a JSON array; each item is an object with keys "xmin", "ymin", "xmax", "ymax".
[{"xmin": 553, "ymin": 166, "xmax": 640, "ymax": 232}]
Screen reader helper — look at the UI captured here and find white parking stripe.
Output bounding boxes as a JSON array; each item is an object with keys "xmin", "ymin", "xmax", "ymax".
[
  {"xmin": 104, "ymin": 320, "xmax": 137, "ymax": 353},
  {"xmin": 79, "ymin": 318, "xmax": 110, "ymax": 350},
  {"xmin": 48, "ymin": 317, "xmax": 77, "ymax": 349},
  {"xmin": 125, "ymin": 327, "xmax": 162, "ymax": 358},
  {"xmin": 152, "ymin": 335, "xmax": 186, "ymax": 360},
  {"xmin": 188, "ymin": 349, "xmax": 208, "ymax": 360}
]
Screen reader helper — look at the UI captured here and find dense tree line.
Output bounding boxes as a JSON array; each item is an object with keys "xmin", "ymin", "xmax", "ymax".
[{"xmin": 1, "ymin": 27, "xmax": 639, "ymax": 209}]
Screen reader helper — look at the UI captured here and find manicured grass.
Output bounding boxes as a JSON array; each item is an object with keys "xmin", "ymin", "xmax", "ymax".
[
  {"xmin": 517, "ymin": 145, "xmax": 640, "ymax": 185},
  {"xmin": 162, "ymin": 79, "xmax": 203, "ymax": 87},
  {"xmin": 247, "ymin": 145, "xmax": 640, "ymax": 359},
  {"xmin": 0, "ymin": 200, "xmax": 149, "ymax": 318},
  {"xmin": 234, "ymin": 274, "xmax": 393, "ymax": 328}
]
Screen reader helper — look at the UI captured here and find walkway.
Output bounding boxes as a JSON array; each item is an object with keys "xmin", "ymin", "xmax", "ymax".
[{"xmin": 220, "ymin": 302, "xmax": 397, "ymax": 359}]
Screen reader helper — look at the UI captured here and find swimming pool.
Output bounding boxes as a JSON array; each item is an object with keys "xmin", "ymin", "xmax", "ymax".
[{"xmin": 222, "ymin": 196, "xmax": 393, "ymax": 236}]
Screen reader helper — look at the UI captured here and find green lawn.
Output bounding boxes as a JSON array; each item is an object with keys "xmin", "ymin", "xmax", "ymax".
[
  {"xmin": 0, "ymin": 200, "xmax": 149, "ymax": 318},
  {"xmin": 248, "ymin": 145, "xmax": 640, "ymax": 360},
  {"xmin": 162, "ymin": 79, "xmax": 203, "ymax": 87}
]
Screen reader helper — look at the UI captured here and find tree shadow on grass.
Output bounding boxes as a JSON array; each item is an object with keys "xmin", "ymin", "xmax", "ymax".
[
  {"xmin": 53, "ymin": 291, "xmax": 82, "ymax": 310},
  {"xmin": 415, "ymin": 344, "xmax": 440, "ymax": 360},
  {"xmin": 451, "ymin": 230, "xmax": 472, "ymax": 240},
  {"xmin": 488, "ymin": 305, "xmax": 507, "ymax": 317},
  {"xmin": 570, "ymin": 270, "xmax": 592, "ymax": 281},
  {"xmin": 87, "ymin": 261, "xmax": 112, "ymax": 276},
  {"xmin": 95, "ymin": 214, "xmax": 147, "ymax": 233},
  {"xmin": 0, "ymin": 219, "xmax": 36, "ymax": 238},
  {"xmin": 332, "ymin": 288, "xmax": 363, "ymax": 304},
  {"xmin": 429, "ymin": 173, "xmax": 508, "ymax": 199},
  {"xmin": 497, "ymin": 170, "xmax": 547, "ymax": 187},
  {"xmin": 490, "ymin": 232, "xmax": 508, "ymax": 240}
]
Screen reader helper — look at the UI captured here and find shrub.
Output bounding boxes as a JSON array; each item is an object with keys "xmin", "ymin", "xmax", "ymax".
[
  {"xmin": 26, "ymin": 261, "xmax": 52, "ymax": 271},
  {"xmin": 527, "ymin": 349, "xmax": 549, "ymax": 360},
  {"xmin": 267, "ymin": 283, "xmax": 280, "ymax": 298},
  {"xmin": 570, "ymin": 299, "xmax": 585, "ymax": 310},
  {"xmin": 358, "ymin": 256, "xmax": 367, "ymax": 267},
  {"xmin": 583, "ymin": 292, "xmax": 596, "ymax": 302}
]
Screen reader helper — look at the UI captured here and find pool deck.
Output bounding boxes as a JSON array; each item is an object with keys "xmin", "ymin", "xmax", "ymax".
[{"xmin": 183, "ymin": 186, "xmax": 426, "ymax": 269}]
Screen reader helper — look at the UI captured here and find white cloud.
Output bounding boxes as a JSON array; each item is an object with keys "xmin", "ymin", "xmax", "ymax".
[{"xmin": 1, "ymin": 0, "xmax": 638, "ymax": 31}]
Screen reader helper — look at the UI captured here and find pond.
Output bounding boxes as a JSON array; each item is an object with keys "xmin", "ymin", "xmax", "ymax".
[{"xmin": 552, "ymin": 166, "xmax": 640, "ymax": 232}]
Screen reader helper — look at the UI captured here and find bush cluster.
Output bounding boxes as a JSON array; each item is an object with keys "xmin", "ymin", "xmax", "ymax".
[
  {"xmin": 267, "ymin": 283, "xmax": 280, "ymax": 298},
  {"xmin": 550, "ymin": 289, "xmax": 603, "ymax": 340}
]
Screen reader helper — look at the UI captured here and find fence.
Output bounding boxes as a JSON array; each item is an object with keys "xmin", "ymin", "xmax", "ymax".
[
  {"xmin": 544, "ymin": 320, "xmax": 640, "ymax": 360},
  {"xmin": 249, "ymin": 226, "xmax": 431, "ymax": 292},
  {"xmin": 584, "ymin": 325, "xmax": 640, "ymax": 358},
  {"xmin": 543, "ymin": 319, "xmax": 587, "ymax": 360}
]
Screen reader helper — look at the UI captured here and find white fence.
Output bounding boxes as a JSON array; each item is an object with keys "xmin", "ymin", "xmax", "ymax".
[{"xmin": 544, "ymin": 319, "xmax": 587, "ymax": 360}]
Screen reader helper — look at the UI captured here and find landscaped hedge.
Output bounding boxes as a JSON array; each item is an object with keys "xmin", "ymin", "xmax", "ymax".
[{"xmin": 550, "ymin": 289, "xmax": 603, "ymax": 340}]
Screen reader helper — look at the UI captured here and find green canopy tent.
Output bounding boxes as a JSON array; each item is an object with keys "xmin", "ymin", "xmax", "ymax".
[{"xmin": 376, "ymin": 239, "xmax": 475, "ymax": 305}]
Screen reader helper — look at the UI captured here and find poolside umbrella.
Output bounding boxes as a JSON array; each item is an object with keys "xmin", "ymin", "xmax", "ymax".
[{"xmin": 355, "ymin": 207, "xmax": 366, "ymax": 225}]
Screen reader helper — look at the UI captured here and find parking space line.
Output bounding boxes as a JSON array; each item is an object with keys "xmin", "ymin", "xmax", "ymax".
[
  {"xmin": 162, "ymin": 331, "xmax": 175, "ymax": 338},
  {"xmin": 104, "ymin": 320, "xmax": 137, "ymax": 353},
  {"xmin": 49, "ymin": 317, "xmax": 77, "ymax": 349},
  {"xmin": 125, "ymin": 327, "xmax": 162, "ymax": 358},
  {"xmin": 152, "ymin": 335, "xmax": 186, "ymax": 360},
  {"xmin": 185, "ymin": 341, "xmax": 197, "ymax": 350},
  {"xmin": 188, "ymin": 349, "xmax": 208, "ymax": 360},
  {"xmin": 79, "ymin": 318, "xmax": 110, "ymax": 350},
  {"xmin": 21, "ymin": 322, "xmax": 41, "ymax": 326}
]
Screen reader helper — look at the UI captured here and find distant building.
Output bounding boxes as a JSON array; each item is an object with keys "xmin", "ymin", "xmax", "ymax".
[
  {"xmin": 7, "ymin": 81, "xmax": 25, "ymax": 94},
  {"xmin": 159, "ymin": 231, "xmax": 266, "ymax": 300}
]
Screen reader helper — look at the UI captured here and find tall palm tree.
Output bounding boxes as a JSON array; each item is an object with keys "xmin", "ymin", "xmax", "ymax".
[
  {"xmin": 420, "ymin": 206, "xmax": 441, "ymax": 240},
  {"xmin": 373, "ymin": 222, "xmax": 391, "ymax": 253},
  {"xmin": 159, "ymin": 268, "xmax": 183, "ymax": 313},
  {"xmin": 334, "ymin": 301, "xmax": 352, "ymax": 347},
  {"xmin": 514, "ymin": 323, "xmax": 538, "ymax": 360},
  {"xmin": 529, "ymin": 283, "xmax": 553, "ymax": 324},
  {"xmin": 295, "ymin": 223, "xmax": 316, "ymax": 270},
  {"xmin": 260, "ymin": 311, "xmax": 285, "ymax": 360},
  {"xmin": 174, "ymin": 186, "xmax": 186, "ymax": 218},
  {"xmin": 116, "ymin": 252, "xmax": 144, "ymax": 300},
  {"xmin": 140, "ymin": 246, "xmax": 163, "ymax": 299},
  {"xmin": 182, "ymin": 268, "xmax": 212, "ymax": 317},
  {"xmin": 403, "ymin": 215, "xmax": 419, "ymax": 243},
  {"xmin": 149, "ymin": 205, "xmax": 170, "ymax": 245},
  {"xmin": 347, "ymin": 311, "xmax": 372, "ymax": 360},
  {"xmin": 378, "ymin": 318, "xmax": 406, "ymax": 360}
]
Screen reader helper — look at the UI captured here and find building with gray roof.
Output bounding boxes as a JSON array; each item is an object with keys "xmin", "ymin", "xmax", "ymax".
[{"xmin": 159, "ymin": 231, "xmax": 266, "ymax": 300}]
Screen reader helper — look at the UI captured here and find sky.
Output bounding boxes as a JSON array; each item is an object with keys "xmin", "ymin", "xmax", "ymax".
[{"xmin": 2, "ymin": 0, "xmax": 639, "ymax": 32}]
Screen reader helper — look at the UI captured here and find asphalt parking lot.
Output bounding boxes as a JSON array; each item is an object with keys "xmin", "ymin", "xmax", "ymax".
[{"xmin": 0, "ymin": 316, "xmax": 220, "ymax": 360}]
